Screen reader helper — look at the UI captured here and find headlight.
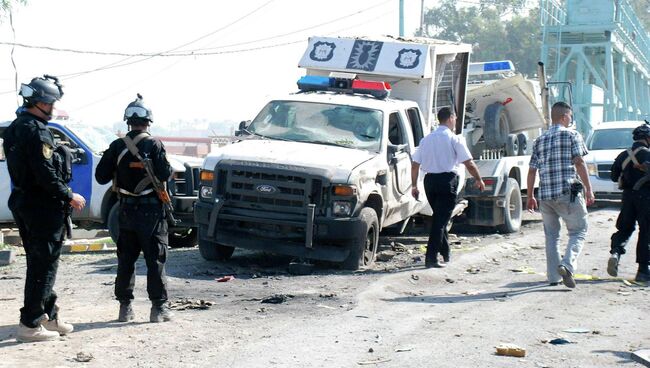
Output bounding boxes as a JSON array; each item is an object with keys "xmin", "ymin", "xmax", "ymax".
[
  {"xmin": 200, "ymin": 186, "xmax": 213, "ymax": 199},
  {"xmin": 587, "ymin": 163, "xmax": 598, "ymax": 176},
  {"xmin": 332, "ymin": 201, "xmax": 352, "ymax": 216}
]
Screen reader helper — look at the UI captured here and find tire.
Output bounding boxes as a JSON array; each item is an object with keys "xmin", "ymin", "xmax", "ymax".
[
  {"xmin": 483, "ymin": 103, "xmax": 510, "ymax": 149},
  {"xmin": 341, "ymin": 208, "xmax": 379, "ymax": 270},
  {"xmin": 505, "ymin": 134, "xmax": 519, "ymax": 156},
  {"xmin": 497, "ymin": 178, "xmax": 522, "ymax": 233},
  {"xmin": 198, "ymin": 227, "xmax": 235, "ymax": 261},
  {"xmin": 107, "ymin": 202, "xmax": 120, "ymax": 243},
  {"xmin": 169, "ymin": 227, "xmax": 198, "ymax": 248},
  {"xmin": 516, "ymin": 133, "xmax": 527, "ymax": 155}
]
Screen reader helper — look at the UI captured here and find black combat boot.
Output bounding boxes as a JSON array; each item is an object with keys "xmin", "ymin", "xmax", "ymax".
[
  {"xmin": 118, "ymin": 301, "xmax": 135, "ymax": 322},
  {"xmin": 607, "ymin": 252, "xmax": 620, "ymax": 277},
  {"xmin": 635, "ymin": 263, "xmax": 650, "ymax": 282},
  {"xmin": 150, "ymin": 302, "xmax": 173, "ymax": 323}
]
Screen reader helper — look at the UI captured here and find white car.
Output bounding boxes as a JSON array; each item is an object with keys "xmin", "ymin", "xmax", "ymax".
[{"xmin": 584, "ymin": 120, "xmax": 646, "ymax": 200}]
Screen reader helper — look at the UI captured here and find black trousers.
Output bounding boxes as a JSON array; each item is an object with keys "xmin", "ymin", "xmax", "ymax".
[
  {"xmin": 423, "ymin": 172, "xmax": 459, "ymax": 264},
  {"xmin": 115, "ymin": 201, "xmax": 169, "ymax": 303},
  {"xmin": 611, "ymin": 189, "xmax": 650, "ymax": 265},
  {"xmin": 11, "ymin": 206, "xmax": 65, "ymax": 328}
]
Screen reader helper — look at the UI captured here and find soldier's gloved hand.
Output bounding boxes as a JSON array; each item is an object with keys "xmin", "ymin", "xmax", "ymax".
[{"xmin": 70, "ymin": 193, "xmax": 86, "ymax": 211}]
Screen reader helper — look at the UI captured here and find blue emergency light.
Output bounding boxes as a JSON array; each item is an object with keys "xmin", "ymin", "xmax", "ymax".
[
  {"xmin": 296, "ymin": 76, "xmax": 391, "ymax": 99},
  {"xmin": 468, "ymin": 60, "xmax": 515, "ymax": 76}
]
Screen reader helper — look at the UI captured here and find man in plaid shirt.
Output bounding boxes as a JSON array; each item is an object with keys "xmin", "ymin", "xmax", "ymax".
[{"xmin": 526, "ymin": 102, "xmax": 595, "ymax": 288}]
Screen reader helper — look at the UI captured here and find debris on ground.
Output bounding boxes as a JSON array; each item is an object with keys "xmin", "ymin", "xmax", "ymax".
[
  {"xmin": 563, "ymin": 328, "xmax": 590, "ymax": 333},
  {"xmin": 391, "ymin": 242, "xmax": 407, "ymax": 252},
  {"xmin": 169, "ymin": 298, "xmax": 214, "ymax": 310},
  {"xmin": 395, "ymin": 347, "xmax": 413, "ymax": 352},
  {"xmin": 319, "ymin": 292, "xmax": 336, "ymax": 298},
  {"xmin": 547, "ymin": 338, "xmax": 573, "ymax": 345},
  {"xmin": 261, "ymin": 294, "xmax": 294, "ymax": 304},
  {"xmin": 376, "ymin": 251, "xmax": 396, "ymax": 262},
  {"xmin": 74, "ymin": 352, "xmax": 94, "ymax": 362},
  {"xmin": 357, "ymin": 358, "xmax": 392, "ymax": 365},
  {"xmin": 495, "ymin": 343, "xmax": 526, "ymax": 357},
  {"xmin": 216, "ymin": 275, "xmax": 235, "ymax": 282}
]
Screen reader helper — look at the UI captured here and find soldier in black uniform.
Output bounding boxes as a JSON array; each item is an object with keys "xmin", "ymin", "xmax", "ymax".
[
  {"xmin": 609, "ymin": 123, "xmax": 650, "ymax": 282},
  {"xmin": 3, "ymin": 75, "xmax": 86, "ymax": 342},
  {"xmin": 95, "ymin": 94, "xmax": 174, "ymax": 322}
]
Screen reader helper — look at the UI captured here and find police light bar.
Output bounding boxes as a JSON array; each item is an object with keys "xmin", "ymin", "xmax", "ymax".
[
  {"xmin": 297, "ymin": 76, "xmax": 391, "ymax": 99},
  {"xmin": 468, "ymin": 60, "xmax": 515, "ymax": 76}
]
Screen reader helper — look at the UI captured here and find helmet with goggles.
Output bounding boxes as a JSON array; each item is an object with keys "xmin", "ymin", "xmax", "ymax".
[
  {"xmin": 19, "ymin": 75, "xmax": 64, "ymax": 105},
  {"xmin": 124, "ymin": 93, "xmax": 153, "ymax": 124}
]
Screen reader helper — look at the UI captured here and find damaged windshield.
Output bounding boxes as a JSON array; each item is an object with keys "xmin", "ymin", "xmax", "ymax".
[{"xmin": 247, "ymin": 101, "xmax": 383, "ymax": 152}]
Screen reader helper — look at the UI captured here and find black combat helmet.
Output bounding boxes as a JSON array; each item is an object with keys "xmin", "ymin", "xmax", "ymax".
[
  {"xmin": 124, "ymin": 93, "xmax": 154, "ymax": 124},
  {"xmin": 19, "ymin": 75, "xmax": 64, "ymax": 105},
  {"xmin": 633, "ymin": 122, "xmax": 650, "ymax": 141}
]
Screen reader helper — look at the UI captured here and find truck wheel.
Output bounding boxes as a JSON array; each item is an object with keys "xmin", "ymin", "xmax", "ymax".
[
  {"xmin": 169, "ymin": 228, "xmax": 198, "ymax": 248},
  {"xmin": 341, "ymin": 208, "xmax": 379, "ymax": 270},
  {"xmin": 516, "ymin": 133, "xmax": 527, "ymax": 155},
  {"xmin": 198, "ymin": 227, "xmax": 235, "ymax": 261},
  {"xmin": 505, "ymin": 134, "xmax": 519, "ymax": 156},
  {"xmin": 107, "ymin": 202, "xmax": 120, "ymax": 243},
  {"xmin": 483, "ymin": 103, "xmax": 510, "ymax": 149},
  {"xmin": 497, "ymin": 178, "xmax": 522, "ymax": 233}
]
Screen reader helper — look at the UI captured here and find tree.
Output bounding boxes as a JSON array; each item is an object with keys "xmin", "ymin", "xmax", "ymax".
[
  {"xmin": 422, "ymin": 0, "xmax": 541, "ymax": 77},
  {"xmin": 1, "ymin": 0, "xmax": 26, "ymax": 17}
]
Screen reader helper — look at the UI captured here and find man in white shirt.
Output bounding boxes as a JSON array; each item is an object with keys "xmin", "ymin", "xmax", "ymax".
[{"xmin": 411, "ymin": 107, "xmax": 485, "ymax": 268}]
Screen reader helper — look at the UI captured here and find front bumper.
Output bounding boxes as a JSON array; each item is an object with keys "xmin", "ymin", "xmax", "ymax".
[
  {"xmin": 589, "ymin": 175, "xmax": 622, "ymax": 201},
  {"xmin": 195, "ymin": 201, "xmax": 364, "ymax": 262}
]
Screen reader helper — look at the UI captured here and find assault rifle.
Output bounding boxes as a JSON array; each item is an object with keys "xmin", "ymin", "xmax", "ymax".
[{"xmin": 142, "ymin": 153, "xmax": 180, "ymax": 227}]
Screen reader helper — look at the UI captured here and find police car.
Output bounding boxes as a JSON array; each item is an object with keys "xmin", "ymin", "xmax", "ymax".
[{"xmin": 0, "ymin": 118, "xmax": 202, "ymax": 247}]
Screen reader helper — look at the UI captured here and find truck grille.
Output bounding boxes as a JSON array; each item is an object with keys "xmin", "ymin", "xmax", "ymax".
[
  {"xmin": 597, "ymin": 163, "xmax": 612, "ymax": 180},
  {"xmin": 217, "ymin": 161, "xmax": 327, "ymax": 215},
  {"xmin": 170, "ymin": 166, "xmax": 201, "ymax": 196}
]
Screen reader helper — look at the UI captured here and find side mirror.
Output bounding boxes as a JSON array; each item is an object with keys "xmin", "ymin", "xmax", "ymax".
[{"xmin": 236, "ymin": 120, "xmax": 251, "ymax": 136}]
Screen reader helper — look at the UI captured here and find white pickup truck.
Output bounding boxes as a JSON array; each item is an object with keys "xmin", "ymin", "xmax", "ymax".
[
  {"xmin": 195, "ymin": 36, "xmax": 472, "ymax": 269},
  {"xmin": 0, "ymin": 118, "xmax": 202, "ymax": 247}
]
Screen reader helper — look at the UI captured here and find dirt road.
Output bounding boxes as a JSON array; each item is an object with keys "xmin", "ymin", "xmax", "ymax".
[{"xmin": 0, "ymin": 205, "xmax": 648, "ymax": 368}]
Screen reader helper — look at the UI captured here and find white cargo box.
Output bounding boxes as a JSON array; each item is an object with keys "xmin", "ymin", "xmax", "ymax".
[{"xmin": 298, "ymin": 36, "xmax": 472, "ymax": 129}]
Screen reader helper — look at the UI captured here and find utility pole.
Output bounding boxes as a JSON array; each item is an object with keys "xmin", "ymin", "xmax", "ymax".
[{"xmin": 399, "ymin": 0, "xmax": 404, "ymax": 37}]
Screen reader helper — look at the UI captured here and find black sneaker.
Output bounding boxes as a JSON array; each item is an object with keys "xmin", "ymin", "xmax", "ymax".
[
  {"xmin": 607, "ymin": 253, "xmax": 620, "ymax": 277},
  {"xmin": 425, "ymin": 260, "xmax": 446, "ymax": 269},
  {"xmin": 558, "ymin": 265, "xmax": 576, "ymax": 289}
]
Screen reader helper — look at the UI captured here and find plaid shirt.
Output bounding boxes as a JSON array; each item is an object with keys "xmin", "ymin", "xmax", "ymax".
[{"xmin": 529, "ymin": 124, "xmax": 588, "ymax": 200}]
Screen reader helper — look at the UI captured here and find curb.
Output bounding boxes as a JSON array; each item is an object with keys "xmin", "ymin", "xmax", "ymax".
[{"xmin": 62, "ymin": 237, "xmax": 116, "ymax": 253}]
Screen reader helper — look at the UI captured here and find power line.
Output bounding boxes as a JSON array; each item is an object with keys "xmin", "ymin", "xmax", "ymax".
[{"xmin": 67, "ymin": 0, "xmax": 392, "ymax": 111}]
